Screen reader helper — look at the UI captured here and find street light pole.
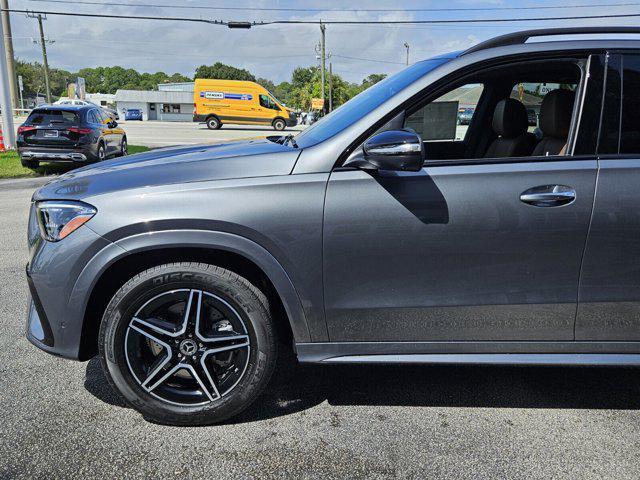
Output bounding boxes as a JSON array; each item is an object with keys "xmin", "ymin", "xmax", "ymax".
[
  {"xmin": 404, "ymin": 42, "xmax": 410, "ymax": 66},
  {"xmin": 0, "ymin": 10, "xmax": 16, "ymax": 148}
]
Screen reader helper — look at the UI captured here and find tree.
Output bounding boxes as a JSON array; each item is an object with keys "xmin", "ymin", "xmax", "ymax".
[
  {"xmin": 16, "ymin": 59, "xmax": 72, "ymax": 98},
  {"xmin": 273, "ymin": 81, "xmax": 292, "ymax": 105},
  {"xmin": 361, "ymin": 73, "xmax": 387, "ymax": 90},
  {"xmin": 256, "ymin": 77, "xmax": 276, "ymax": 93},
  {"xmin": 282, "ymin": 65, "xmax": 365, "ymax": 111},
  {"xmin": 195, "ymin": 62, "xmax": 255, "ymax": 81}
]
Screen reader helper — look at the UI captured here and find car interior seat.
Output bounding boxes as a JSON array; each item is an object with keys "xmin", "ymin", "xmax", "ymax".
[
  {"xmin": 484, "ymin": 98, "xmax": 536, "ymax": 158},
  {"xmin": 532, "ymin": 89, "xmax": 575, "ymax": 156}
]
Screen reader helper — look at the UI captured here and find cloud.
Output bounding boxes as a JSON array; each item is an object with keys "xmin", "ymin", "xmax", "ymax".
[{"xmin": 8, "ymin": 0, "xmax": 640, "ymax": 85}]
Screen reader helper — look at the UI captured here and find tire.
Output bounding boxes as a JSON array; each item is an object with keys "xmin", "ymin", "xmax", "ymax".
[
  {"xmin": 95, "ymin": 142, "xmax": 106, "ymax": 162},
  {"xmin": 272, "ymin": 118, "xmax": 286, "ymax": 131},
  {"xmin": 98, "ymin": 262, "xmax": 277, "ymax": 425},
  {"xmin": 120, "ymin": 137, "xmax": 128, "ymax": 156},
  {"xmin": 21, "ymin": 159, "xmax": 38, "ymax": 169},
  {"xmin": 206, "ymin": 116, "xmax": 222, "ymax": 130}
]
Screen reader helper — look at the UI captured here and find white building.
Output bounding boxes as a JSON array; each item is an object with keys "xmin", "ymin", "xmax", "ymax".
[
  {"xmin": 56, "ymin": 93, "xmax": 116, "ymax": 108},
  {"xmin": 115, "ymin": 89, "xmax": 194, "ymax": 121},
  {"xmin": 158, "ymin": 82, "xmax": 194, "ymax": 92},
  {"xmin": 85, "ymin": 93, "xmax": 116, "ymax": 107}
]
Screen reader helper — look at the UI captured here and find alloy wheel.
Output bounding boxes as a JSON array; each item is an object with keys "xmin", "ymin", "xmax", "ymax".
[{"xmin": 124, "ymin": 289, "xmax": 250, "ymax": 406}]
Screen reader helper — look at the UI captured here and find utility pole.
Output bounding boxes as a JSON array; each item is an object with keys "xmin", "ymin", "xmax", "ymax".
[
  {"xmin": 0, "ymin": 10, "xmax": 15, "ymax": 147},
  {"xmin": 1, "ymin": 0, "xmax": 18, "ymax": 110},
  {"xmin": 404, "ymin": 42, "xmax": 410, "ymax": 66},
  {"xmin": 29, "ymin": 13, "xmax": 52, "ymax": 103},
  {"xmin": 320, "ymin": 21, "xmax": 326, "ymax": 113}
]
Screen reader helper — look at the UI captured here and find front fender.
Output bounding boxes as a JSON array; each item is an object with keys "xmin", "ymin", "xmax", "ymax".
[{"xmin": 70, "ymin": 229, "xmax": 311, "ymax": 343}]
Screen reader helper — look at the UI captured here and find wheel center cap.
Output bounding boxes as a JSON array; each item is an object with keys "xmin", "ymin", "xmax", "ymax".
[{"xmin": 179, "ymin": 339, "xmax": 198, "ymax": 356}]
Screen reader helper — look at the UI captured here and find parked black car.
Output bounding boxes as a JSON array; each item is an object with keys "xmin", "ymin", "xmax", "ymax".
[
  {"xmin": 457, "ymin": 107, "xmax": 475, "ymax": 125},
  {"xmin": 17, "ymin": 105, "xmax": 127, "ymax": 169},
  {"xmin": 25, "ymin": 27, "xmax": 640, "ymax": 426}
]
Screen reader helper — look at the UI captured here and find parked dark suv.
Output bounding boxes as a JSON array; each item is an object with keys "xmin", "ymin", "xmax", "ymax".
[
  {"xmin": 18, "ymin": 105, "xmax": 127, "ymax": 169},
  {"xmin": 25, "ymin": 27, "xmax": 640, "ymax": 425}
]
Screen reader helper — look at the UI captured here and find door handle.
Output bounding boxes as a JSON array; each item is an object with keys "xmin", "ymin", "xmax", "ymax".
[{"xmin": 520, "ymin": 185, "xmax": 576, "ymax": 207}]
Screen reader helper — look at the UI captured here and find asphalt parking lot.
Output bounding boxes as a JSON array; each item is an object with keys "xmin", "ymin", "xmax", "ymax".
[
  {"xmin": 11, "ymin": 115, "xmax": 306, "ymax": 148},
  {"xmin": 116, "ymin": 120, "xmax": 306, "ymax": 148},
  {"xmin": 2, "ymin": 178, "xmax": 640, "ymax": 479}
]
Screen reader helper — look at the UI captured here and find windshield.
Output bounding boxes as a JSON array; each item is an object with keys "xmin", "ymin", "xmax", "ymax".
[
  {"xmin": 295, "ymin": 58, "xmax": 449, "ymax": 148},
  {"xmin": 267, "ymin": 90, "xmax": 285, "ymax": 108}
]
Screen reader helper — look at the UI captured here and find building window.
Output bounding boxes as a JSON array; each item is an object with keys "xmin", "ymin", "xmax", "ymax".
[{"xmin": 162, "ymin": 104, "xmax": 181, "ymax": 113}]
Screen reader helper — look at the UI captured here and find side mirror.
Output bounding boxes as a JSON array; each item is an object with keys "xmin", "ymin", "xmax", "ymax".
[
  {"xmin": 108, "ymin": 121, "xmax": 118, "ymax": 128},
  {"xmin": 361, "ymin": 129, "xmax": 424, "ymax": 172}
]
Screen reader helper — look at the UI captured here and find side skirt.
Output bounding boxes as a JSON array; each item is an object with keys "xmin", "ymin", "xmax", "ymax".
[{"xmin": 296, "ymin": 341, "xmax": 640, "ymax": 365}]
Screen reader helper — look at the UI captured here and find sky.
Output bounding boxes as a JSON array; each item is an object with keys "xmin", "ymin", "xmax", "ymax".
[{"xmin": 6, "ymin": 0, "xmax": 640, "ymax": 85}]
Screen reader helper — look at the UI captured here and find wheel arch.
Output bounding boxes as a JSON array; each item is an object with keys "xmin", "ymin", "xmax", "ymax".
[{"xmin": 76, "ymin": 230, "xmax": 310, "ymax": 360}]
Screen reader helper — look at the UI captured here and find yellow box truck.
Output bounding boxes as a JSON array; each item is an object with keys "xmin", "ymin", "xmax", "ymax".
[{"xmin": 193, "ymin": 79, "xmax": 297, "ymax": 131}]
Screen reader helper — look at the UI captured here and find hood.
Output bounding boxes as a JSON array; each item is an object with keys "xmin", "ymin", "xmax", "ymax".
[{"xmin": 33, "ymin": 138, "xmax": 301, "ymax": 201}]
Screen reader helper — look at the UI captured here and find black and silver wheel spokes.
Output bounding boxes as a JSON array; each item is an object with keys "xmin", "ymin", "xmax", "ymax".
[{"xmin": 125, "ymin": 289, "xmax": 250, "ymax": 406}]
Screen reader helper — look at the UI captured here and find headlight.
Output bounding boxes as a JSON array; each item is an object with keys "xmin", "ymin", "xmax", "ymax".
[{"xmin": 36, "ymin": 201, "xmax": 97, "ymax": 242}]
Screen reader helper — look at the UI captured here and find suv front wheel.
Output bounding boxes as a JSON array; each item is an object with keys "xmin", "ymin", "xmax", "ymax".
[{"xmin": 98, "ymin": 262, "xmax": 277, "ymax": 425}]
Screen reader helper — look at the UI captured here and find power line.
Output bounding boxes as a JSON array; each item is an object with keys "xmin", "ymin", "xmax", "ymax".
[
  {"xmin": 263, "ymin": 13, "xmax": 640, "ymax": 25},
  {"xmin": 10, "ymin": 35, "xmax": 416, "ymax": 65},
  {"xmin": 4, "ymin": 8, "xmax": 640, "ymax": 26},
  {"xmin": 332, "ymin": 54, "xmax": 405, "ymax": 65},
  {"xmin": 19, "ymin": 0, "xmax": 640, "ymax": 13}
]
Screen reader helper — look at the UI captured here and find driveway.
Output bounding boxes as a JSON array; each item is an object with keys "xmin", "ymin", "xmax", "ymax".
[{"xmin": 1, "ymin": 178, "xmax": 639, "ymax": 479}]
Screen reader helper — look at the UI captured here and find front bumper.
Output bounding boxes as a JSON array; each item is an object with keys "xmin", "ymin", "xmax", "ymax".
[
  {"xmin": 286, "ymin": 115, "xmax": 298, "ymax": 127},
  {"xmin": 19, "ymin": 147, "xmax": 88, "ymax": 163},
  {"xmin": 26, "ymin": 271, "xmax": 58, "ymax": 355},
  {"xmin": 26, "ymin": 203, "xmax": 112, "ymax": 360}
]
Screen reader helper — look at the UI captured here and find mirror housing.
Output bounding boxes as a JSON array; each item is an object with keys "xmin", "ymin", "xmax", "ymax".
[{"xmin": 360, "ymin": 129, "xmax": 424, "ymax": 172}]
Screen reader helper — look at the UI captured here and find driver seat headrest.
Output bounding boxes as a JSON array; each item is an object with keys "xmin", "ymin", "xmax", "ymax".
[{"xmin": 492, "ymin": 98, "xmax": 528, "ymax": 138}]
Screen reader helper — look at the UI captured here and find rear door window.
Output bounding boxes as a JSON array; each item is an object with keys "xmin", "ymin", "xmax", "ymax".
[
  {"xmin": 97, "ymin": 110, "xmax": 108, "ymax": 123},
  {"xmin": 27, "ymin": 109, "xmax": 78, "ymax": 126},
  {"xmin": 579, "ymin": 53, "xmax": 640, "ymax": 156},
  {"xmin": 621, "ymin": 54, "xmax": 640, "ymax": 153},
  {"xmin": 89, "ymin": 109, "xmax": 102, "ymax": 124}
]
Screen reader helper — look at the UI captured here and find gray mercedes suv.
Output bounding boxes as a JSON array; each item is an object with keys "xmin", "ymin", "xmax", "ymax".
[{"xmin": 26, "ymin": 28, "xmax": 640, "ymax": 425}]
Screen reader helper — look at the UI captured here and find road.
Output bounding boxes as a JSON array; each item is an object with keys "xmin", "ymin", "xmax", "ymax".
[
  {"xmin": 117, "ymin": 120, "xmax": 306, "ymax": 148},
  {"xmin": 10, "ymin": 115, "xmax": 306, "ymax": 148},
  {"xmin": 1, "ymin": 178, "xmax": 640, "ymax": 479}
]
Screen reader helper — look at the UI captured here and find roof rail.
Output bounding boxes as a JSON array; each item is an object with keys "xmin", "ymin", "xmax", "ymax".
[{"xmin": 462, "ymin": 26, "xmax": 640, "ymax": 55}]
